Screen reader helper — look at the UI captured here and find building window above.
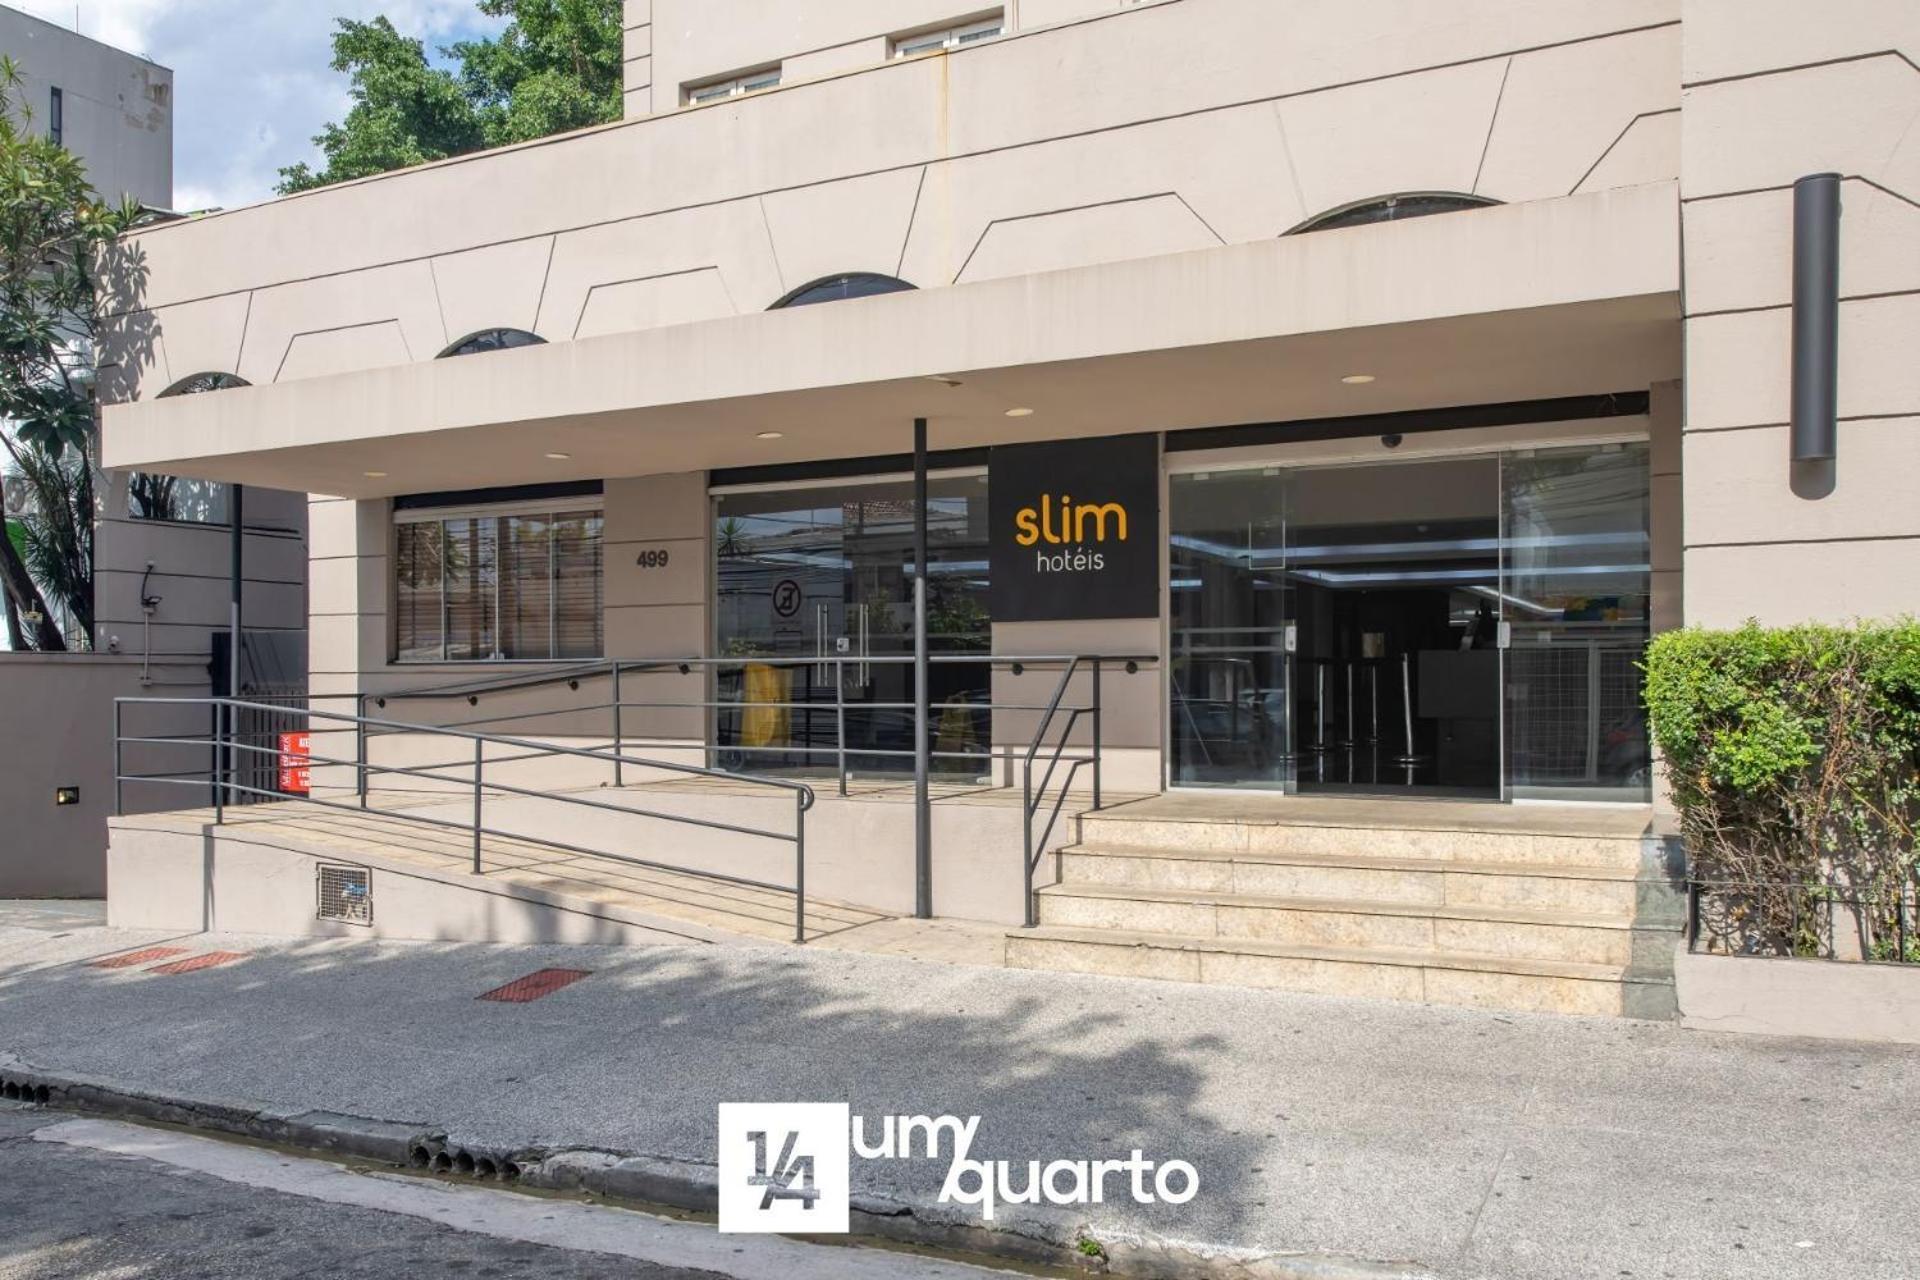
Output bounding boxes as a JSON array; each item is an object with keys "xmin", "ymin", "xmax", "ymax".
[
  {"xmin": 439, "ymin": 328, "xmax": 546, "ymax": 358},
  {"xmin": 394, "ymin": 501, "xmax": 604, "ymax": 662},
  {"xmin": 1290, "ymin": 193, "xmax": 1499, "ymax": 234},
  {"xmin": 893, "ymin": 15, "xmax": 1005, "ymax": 58},
  {"xmin": 772, "ymin": 273, "xmax": 916, "ymax": 309},
  {"xmin": 685, "ymin": 66, "xmax": 782, "ymax": 106},
  {"xmin": 48, "ymin": 86, "xmax": 62, "ymax": 147}
]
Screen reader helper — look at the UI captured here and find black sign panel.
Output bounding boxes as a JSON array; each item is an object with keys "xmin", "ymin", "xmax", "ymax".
[{"xmin": 988, "ymin": 434, "xmax": 1160, "ymax": 622}]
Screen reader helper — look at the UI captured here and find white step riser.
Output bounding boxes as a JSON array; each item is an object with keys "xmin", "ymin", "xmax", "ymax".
[
  {"xmin": 1057, "ymin": 852, "xmax": 1641, "ymax": 915},
  {"xmin": 1004, "ymin": 936, "xmax": 1630, "ymax": 1018},
  {"xmin": 1075, "ymin": 819, "xmax": 1646, "ymax": 871},
  {"xmin": 1036, "ymin": 893, "xmax": 1632, "ymax": 966}
]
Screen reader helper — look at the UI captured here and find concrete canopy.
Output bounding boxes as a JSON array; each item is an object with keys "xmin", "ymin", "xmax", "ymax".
[{"xmin": 102, "ymin": 182, "xmax": 1679, "ymax": 497}]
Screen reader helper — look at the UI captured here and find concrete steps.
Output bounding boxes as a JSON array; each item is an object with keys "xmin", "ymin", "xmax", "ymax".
[
  {"xmin": 1005, "ymin": 925, "xmax": 1671, "ymax": 1018},
  {"xmin": 1006, "ymin": 800, "xmax": 1683, "ymax": 1018}
]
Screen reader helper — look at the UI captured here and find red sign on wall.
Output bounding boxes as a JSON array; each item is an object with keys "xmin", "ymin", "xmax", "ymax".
[{"xmin": 278, "ymin": 731, "xmax": 311, "ymax": 794}]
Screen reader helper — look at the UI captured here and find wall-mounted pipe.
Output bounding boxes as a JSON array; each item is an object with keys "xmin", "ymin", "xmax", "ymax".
[{"xmin": 1790, "ymin": 172, "xmax": 1841, "ymax": 463}]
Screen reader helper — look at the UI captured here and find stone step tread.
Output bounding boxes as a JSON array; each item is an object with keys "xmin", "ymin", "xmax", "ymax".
[
  {"xmin": 1009, "ymin": 925, "xmax": 1652, "ymax": 984},
  {"xmin": 1037, "ymin": 880, "xmax": 1636, "ymax": 930},
  {"xmin": 1081, "ymin": 806, "xmax": 1651, "ymax": 840},
  {"xmin": 1064, "ymin": 842, "xmax": 1647, "ymax": 881}
]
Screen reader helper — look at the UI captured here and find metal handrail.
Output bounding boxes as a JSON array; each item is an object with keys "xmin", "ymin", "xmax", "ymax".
[
  {"xmin": 343, "ymin": 651, "xmax": 1156, "ymax": 927},
  {"xmin": 113, "ymin": 695, "xmax": 816, "ymax": 943},
  {"xmin": 357, "ymin": 652, "xmax": 1154, "ymax": 799}
]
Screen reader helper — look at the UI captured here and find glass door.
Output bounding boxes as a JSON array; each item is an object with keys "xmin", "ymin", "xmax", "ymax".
[
  {"xmin": 1169, "ymin": 470, "xmax": 1292, "ymax": 788},
  {"xmin": 713, "ymin": 476, "xmax": 992, "ymax": 779},
  {"xmin": 1286, "ymin": 457, "xmax": 1502, "ymax": 799},
  {"xmin": 1501, "ymin": 443, "xmax": 1653, "ymax": 801}
]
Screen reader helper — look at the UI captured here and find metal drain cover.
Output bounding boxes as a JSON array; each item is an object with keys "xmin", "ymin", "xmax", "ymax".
[{"xmin": 316, "ymin": 863, "xmax": 373, "ymax": 926}]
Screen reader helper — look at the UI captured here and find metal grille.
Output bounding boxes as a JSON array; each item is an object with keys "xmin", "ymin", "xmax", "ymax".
[{"xmin": 316, "ymin": 864, "xmax": 373, "ymax": 926}]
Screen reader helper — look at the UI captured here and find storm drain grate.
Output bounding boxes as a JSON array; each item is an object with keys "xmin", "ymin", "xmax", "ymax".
[{"xmin": 317, "ymin": 863, "xmax": 374, "ymax": 926}]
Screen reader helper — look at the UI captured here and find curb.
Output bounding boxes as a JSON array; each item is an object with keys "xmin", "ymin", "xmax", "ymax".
[{"xmin": 0, "ymin": 1055, "xmax": 1432, "ymax": 1280}]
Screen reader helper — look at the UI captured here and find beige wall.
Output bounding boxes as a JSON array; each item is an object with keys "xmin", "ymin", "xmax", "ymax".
[
  {"xmin": 1678, "ymin": 0, "xmax": 1920, "ymax": 625},
  {"xmin": 92, "ymin": 483, "xmax": 307, "ymax": 696},
  {"xmin": 0, "ymin": 654, "xmax": 197, "ymax": 896},
  {"xmin": 641, "ymin": 0, "xmax": 1145, "ymax": 118},
  {"xmin": 100, "ymin": 0, "xmax": 1680, "ymax": 407},
  {"xmin": 0, "ymin": 6, "xmax": 172, "ymax": 208}
]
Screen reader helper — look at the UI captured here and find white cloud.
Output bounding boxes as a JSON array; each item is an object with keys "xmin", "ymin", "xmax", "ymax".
[{"xmin": 10, "ymin": 0, "xmax": 503, "ymax": 211}]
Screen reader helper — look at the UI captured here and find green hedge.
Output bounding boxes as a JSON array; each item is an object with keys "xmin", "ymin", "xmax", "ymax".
[{"xmin": 1644, "ymin": 620, "xmax": 1920, "ymax": 957}]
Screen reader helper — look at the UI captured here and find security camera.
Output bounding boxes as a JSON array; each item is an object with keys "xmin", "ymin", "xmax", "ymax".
[{"xmin": 1381, "ymin": 433, "xmax": 1403, "ymax": 449}]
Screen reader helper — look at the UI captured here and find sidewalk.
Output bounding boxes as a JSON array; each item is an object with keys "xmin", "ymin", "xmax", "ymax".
[{"xmin": 2, "ymin": 905, "xmax": 1916, "ymax": 1279}]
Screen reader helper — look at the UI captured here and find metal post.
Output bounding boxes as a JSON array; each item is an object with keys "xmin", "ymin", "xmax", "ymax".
[
  {"xmin": 228, "ymin": 484, "xmax": 244, "ymax": 701},
  {"xmin": 213, "ymin": 703, "xmax": 225, "ymax": 825},
  {"xmin": 472, "ymin": 737, "xmax": 484, "ymax": 875},
  {"xmin": 1394, "ymin": 653, "xmax": 1425, "ymax": 765},
  {"xmin": 1022, "ymin": 766, "xmax": 1036, "ymax": 928},
  {"xmin": 1791, "ymin": 172, "xmax": 1841, "ymax": 463},
  {"xmin": 835, "ymin": 657, "xmax": 848, "ymax": 797},
  {"xmin": 1090, "ymin": 657, "xmax": 1103, "ymax": 812},
  {"xmin": 912, "ymin": 417, "xmax": 932, "ymax": 920},
  {"xmin": 794, "ymin": 790, "xmax": 807, "ymax": 944},
  {"xmin": 113, "ymin": 699, "xmax": 123, "ymax": 817},
  {"xmin": 611, "ymin": 661, "xmax": 624, "ymax": 787},
  {"xmin": 355, "ymin": 692, "xmax": 368, "ymax": 809}
]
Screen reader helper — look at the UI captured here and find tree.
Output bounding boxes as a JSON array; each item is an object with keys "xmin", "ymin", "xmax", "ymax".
[
  {"xmin": 0, "ymin": 57, "xmax": 136, "ymax": 651},
  {"xmin": 278, "ymin": 1, "xmax": 624, "ymax": 195}
]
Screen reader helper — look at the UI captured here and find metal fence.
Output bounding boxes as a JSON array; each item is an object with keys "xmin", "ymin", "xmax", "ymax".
[{"xmin": 1687, "ymin": 877, "xmax": 1920, "ymax": 965}]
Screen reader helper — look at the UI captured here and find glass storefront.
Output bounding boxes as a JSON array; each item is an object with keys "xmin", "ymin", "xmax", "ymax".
[
  {"xmin": 1169, "ymin": 441, "xmax": 1651, "ymax": 801},
  {"xmin": 712, "ymin": 474, "xmax": 992, "ymax": 778}
]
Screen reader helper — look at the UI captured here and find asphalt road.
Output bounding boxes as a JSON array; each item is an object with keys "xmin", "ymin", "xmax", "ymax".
[{"xmin": 0, "ymin": 1106, "xmax": 1009, "ymax": 1280}]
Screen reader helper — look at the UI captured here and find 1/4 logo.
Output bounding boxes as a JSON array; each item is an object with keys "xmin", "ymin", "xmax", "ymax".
[{"xmin": 717, "ymin": 1103, "xmax": 851, "ymax": 1233}]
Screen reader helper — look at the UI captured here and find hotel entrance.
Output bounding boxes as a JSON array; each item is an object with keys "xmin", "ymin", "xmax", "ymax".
[{"xmin": 1169, "ymin": 440, "xmax": 1652, "ymax": 802}]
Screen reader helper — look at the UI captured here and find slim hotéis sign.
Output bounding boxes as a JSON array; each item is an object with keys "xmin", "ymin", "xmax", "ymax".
[{"xmin": 987, "ymin": 433, "xmax": 1160, "ymax": 622}]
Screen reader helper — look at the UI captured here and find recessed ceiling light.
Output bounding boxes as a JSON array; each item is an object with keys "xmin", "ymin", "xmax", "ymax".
[
  {"xmin": 1005, "ymin": 407, "xmax": 1035, "ymax": 418},
  {"xmin": 363, "ymin": 470, "xmax": 388, "ymax": 478},
  {"xmin": 756, "ymin": 430, "xmax": 784, "ymax": 440},
  {"xmin": 545, "ymin": 451, "xmax": 571, "ymax": 460},
  {"xmin": 1341, "ymin": 374, "xmax": 1377, "ymax": 385}
]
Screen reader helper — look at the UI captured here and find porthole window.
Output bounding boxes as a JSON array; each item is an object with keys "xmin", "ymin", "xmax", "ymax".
[
  {"xmin": 1290, "ymin": 193, "xmax": 1498, "ymax": 235},
  {"xmin": 439, "ymin": 329, "xmax": 546, "ymax": 358},
  {"xmin": 771, "ymin": 274, "xmax": 916, "ymax": 309}
]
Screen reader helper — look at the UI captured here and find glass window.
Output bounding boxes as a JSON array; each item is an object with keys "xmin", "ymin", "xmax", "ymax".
[
  {"xmin": 49, "ymin": 86, "xmax": 62, "ymax": 147},
  {"xmin": 395, "ymin": 507, "xmax": 602, "ymax": 661},
  {"xmin": 394, "ymin": 521, "xmax": 445, "ymax": 662},
  {"xmin": 440, "ymin": 329, "xmax": 545, "ymax": 358},
  {"xmin": 128, "ymin": 474, "xmax": 230, "ymax": 524},
  {"xmin": 772, "ymin": 274, "xmax": 915, "ymax": 309},
  {"xmin": 1292, "ymin": 193, "xmax": 1497, "ymax": 234},
  {"xmin": 685, "ymin": 66, "xmax": 781, "ymax": 105},
  {"xmin": 893, "ymin": 16, "xmax": 1004, "ymax": 58}
]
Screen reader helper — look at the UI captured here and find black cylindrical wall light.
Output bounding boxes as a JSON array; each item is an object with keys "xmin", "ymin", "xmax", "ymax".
[{"xmin": 1790, "ymin": 172, "xmax": 1841, "ymax": 462}]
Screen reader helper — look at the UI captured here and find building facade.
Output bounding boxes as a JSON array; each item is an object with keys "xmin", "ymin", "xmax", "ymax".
[
  {"xmin": 0, "ymin": 5, "xmax": 305, "ymax": 894},
  {"xmin": 95, "ymin": 2, "xmax": 1917, "ymax": 939}
]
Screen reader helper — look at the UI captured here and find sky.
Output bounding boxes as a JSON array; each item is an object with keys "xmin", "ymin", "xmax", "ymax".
[{"xmin": 10, "ymin": 0, "xmax": 506, "ymax": 212}]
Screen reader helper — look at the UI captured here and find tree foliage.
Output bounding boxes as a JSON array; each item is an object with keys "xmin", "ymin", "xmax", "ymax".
[
  {"xmin": 0, "ymin": 57, "xmax": 138, "ymax": 650},
  {"xmin": 278, "ymin": 1, "xmax": 624, "ymax": 195}
]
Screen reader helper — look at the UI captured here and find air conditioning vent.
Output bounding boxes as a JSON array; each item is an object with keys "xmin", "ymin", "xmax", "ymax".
[{"xmin": 317, "ymin": 863, "xmax": 373, "ymax": 926}]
